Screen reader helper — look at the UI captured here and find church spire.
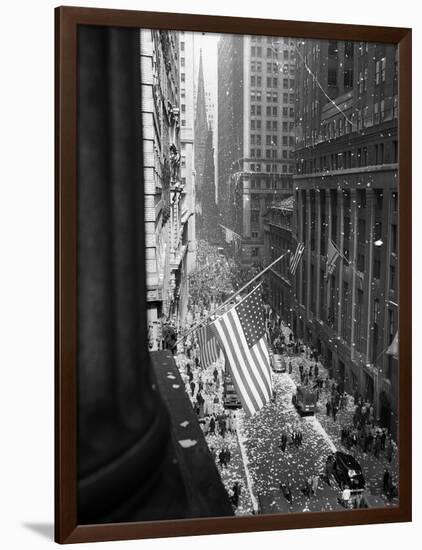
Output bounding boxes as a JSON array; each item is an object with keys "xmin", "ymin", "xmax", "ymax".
[{"xmin": 195, "ymin": 49, "xmax": 208, "ymax": 133}]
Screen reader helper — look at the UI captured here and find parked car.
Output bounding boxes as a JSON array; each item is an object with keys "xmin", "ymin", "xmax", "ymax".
[
  {"xmin": 292, "ymin": 385, "xmax": 318, "ymax": 415},
  {"xmin": 223, "ymin": 373, "xmax": 242, "ymax": 409},
  {"xmin": 271, "ymin": 354, "xmax": 286, "ymax": 373},
  {"xmin": 325, "ymin": 451, "xmax": 365, "ymax": 493}
]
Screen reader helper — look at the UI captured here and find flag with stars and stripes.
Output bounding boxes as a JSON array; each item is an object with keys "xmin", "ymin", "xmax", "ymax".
[
  {"xmin": 289, "ymin": 241, "xmax": 305, "ymax": 275},
  {"xmin": 326, "ymin": 238, "xmax": 341, "ymax": 276},
  {"xmin": 198, "ymin": 324, "xmax": 219, "ymax": 369},
  {"xmin": 211, "ymin": 286, "xmax": 272, "ymax": 416}
]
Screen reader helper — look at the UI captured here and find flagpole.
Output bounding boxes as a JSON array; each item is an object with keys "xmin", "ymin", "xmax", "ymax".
[
  {"xmin": 174, "ymin": 252, "xmax": 288, "ymax": 346},
  {"xmin": 330, "ymin": 238, "xmax": 351, "ymax": 265}
]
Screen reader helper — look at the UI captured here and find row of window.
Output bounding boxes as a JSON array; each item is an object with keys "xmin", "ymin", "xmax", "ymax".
[
  {"xmin": 250, "ymin": 46, "xmax": 294, "ymax": 59},
  {"xmin": 297, "ymin": 140, "xmax": 397, "ymax": 174},
  {"xmin": 250, "ymin": 134, "xmax": 295, "ymax": 149},
  {"xmin": 251, "ymin": 36, "xmax": 294, "ymax": 46},
  {"xmin": 251, "ymin": 136, "xmax": 295, "ymax": 152},
  {"xmin": 250, "ymin": 61, "xmax": 295, "ymax": 75},
  {"xmin": 249, "ymin": 162, "xmax": 294, "ymax": 174},
  {"xmin": 317, "ymin": 97, "xmax": 397, "ymax": 143},
  {"xmin": 250, "ymin": 178, "xmax": 292, "ymax": 189}
]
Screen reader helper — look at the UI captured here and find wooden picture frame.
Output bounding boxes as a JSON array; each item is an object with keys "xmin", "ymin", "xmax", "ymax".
[{"xmin": 55, "ymin": 5, "xmax": 412, "ymax": 544}]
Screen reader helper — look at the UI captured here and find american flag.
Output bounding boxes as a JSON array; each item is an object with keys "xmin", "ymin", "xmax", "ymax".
[
  {"xmin": 211, "ymin": 286, "xmax": 272, "ymax": 416},
  {"xmin": 386, "ymin": 332, "xmax": 398, "ymax": 358},
  {"xmin": 198, "ymin": 324, "xmax": 219, "ymax": 368},
  {"xmin": 289, "ymin": 241, "xmax": 305, "ymax": 275},
  {"xmin": 326, "ymin": 238, "xmax": 341, "ymax": 276}
]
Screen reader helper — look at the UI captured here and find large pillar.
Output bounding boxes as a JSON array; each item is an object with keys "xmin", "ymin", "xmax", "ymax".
[
  {"xmin": 77, "ymin": 25, "xmax": 170, "ymax": 523},
  {"xmin": 305, "ymin": 189, "xmax": 312, "ymax": 327},
  {"xmin": 364, "ymin": 189, "xmax": 375, "ymax": 361},
  {"xmin": 349, "ymin": 188, "xmax": 358, "ymax": 362},
  {"xmin": 337, "ymin": 189, "xmax": 344, "ymax": 338},
  {"xmin": 315, "ymin": 188, "xmax": 322, "ymax": 320},
  {"xmin": 325, "ymin": 189, "xmax": 332, "ymax": 326}
]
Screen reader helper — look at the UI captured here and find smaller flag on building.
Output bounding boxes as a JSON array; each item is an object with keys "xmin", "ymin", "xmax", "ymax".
[
  {"xmin": 198, "ymin": 324, "xmax": 219, "ymax": 368},
  {"xmin": 386, "ymin": 332, "xmax": 398, "ymax": 358},
  {"xmin": 326, "ymin": 238, "xmax": 341, "ymax": 276},
  {"xmin": 289, "ymin": 242, "xmax": 305, "ymax": 275}
]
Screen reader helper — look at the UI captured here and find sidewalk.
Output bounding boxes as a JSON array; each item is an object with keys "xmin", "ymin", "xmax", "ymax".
[{"xmin": 175, "ymin": 352, "xmax": 253, "ymax": 515}]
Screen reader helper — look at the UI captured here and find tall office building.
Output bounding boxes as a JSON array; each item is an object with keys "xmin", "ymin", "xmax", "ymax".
[
  {"xmin": 292, "ymin": 39, "xmax": 398, "ymax": 435},
  {"xmin": 217, "ymin": 35, "xmax": 296, "ymax": 265},
  {"xmin": 141, "ymin": 29, "xmax": 190, "ymax": 347},
  {"xmin": 179, "ymin": 31, "xmax": 196, "ymax": 276}
]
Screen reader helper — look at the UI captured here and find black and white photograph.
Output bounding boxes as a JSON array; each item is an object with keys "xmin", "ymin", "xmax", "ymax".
[{"xmin": 76, "ymin": 23, "xmax": 401, "ymax": 526}]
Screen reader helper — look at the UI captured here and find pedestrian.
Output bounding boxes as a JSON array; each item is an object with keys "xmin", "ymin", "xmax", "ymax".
[
  {"xmin": 209, "ymin": 416, "xmax": 216, "ymax": 435},
  {"xmin": 386, "ymin": 437, "xmax": 394, "ymax": 463},
  {"xmin": 230, "ymin": 482, "xmax": 241, "ymax": 508},
  {"xmin": 190, "ymin": 380, "xmax": 196, "ymax": 396},
  {"xmin": 218, "ymin": 449, "xmax": 226, "ymax": 468},
  {"xmin": 219, "ymin": 417, "xmax": 226, "ymax": 438},
  {"xmin": 314, "ymin": 364, "xmax": 319, "ymax": 378},
  {"xmin": 381, "ymin": 429, "xmax": 387, "ymax": 450},
  {"xmin": 312, "ymin": 474, "xmax": 319, "ymax": 496},
  {"xmin": 302, "ymin": 478, "xmax": 311, "ymax": 498},
  {"xmin": 298, "ymin": 430, "xmax": 303, "ymax": 446},
  {"xmin": 326, "ymin": 401, "xmax": 331, "ymax": 416},
  {"xmin": 374, "ymin": 433, "xmax": 381, "ymax": 458},
  {"xmin": 383, "ymin": 469, "xmax": 391, "ymax": 494},
  {"xmin": 280, "ymin": 482, "xmax": 292, "ymax": 504},
  {"xmin": 332, "ymin": 405, "xmax": 337, "ymax": 422}
]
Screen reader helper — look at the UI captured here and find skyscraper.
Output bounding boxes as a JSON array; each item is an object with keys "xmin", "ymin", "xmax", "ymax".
[
  {"xmin": 179, "ymin": 31, "xmax": 196, "ymax": 275},
  {"xmin": 217, "ymin": 35, "xmax": 296, "ymax": 265}
]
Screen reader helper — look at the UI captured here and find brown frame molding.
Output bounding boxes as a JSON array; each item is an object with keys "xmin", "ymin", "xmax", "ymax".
[{"xmin": 55, "ymin": 5, "xmax": 412, "ymax": 543}]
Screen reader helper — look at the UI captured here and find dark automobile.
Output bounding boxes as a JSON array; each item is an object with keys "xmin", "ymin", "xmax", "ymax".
[
  {"xmin": 223, "ymin": 373, "xmax": 242, "ymax": 409},
  {"xmin": 292, "ymin": 386, "xmax": 317, "ymax": 415},
  {"xmin": 271, "ymin": 354, "xmax": 286, "ymax": 373},
  {"xmin": 326, "ymin": 451, "xmax": 365, "ymax": 492}
]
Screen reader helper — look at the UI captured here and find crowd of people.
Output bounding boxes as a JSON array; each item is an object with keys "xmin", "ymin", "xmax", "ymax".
[
  {"xmin": 168, "ymin": 290, "xmax": 399, "ymax": 513},
  {"xmin": 265, "ymin": 311, "xmax": 399, "ymax": 506}
]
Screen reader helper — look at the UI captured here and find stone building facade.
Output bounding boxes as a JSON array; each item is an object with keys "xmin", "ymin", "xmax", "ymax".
[
  {"xmin": 263, "ymin": 195, "xmax": 294, "ymax": 327},
  {"xmin": 141, "ymin": 29, "xmax": 190, "ymax": 348},
  {"xmin": 292, "ymin": 39, "xmax": 398, "ymax": 435},
  {"xmin": 217, "ymin": 35, "xmax": 296, "ymax": 265}
]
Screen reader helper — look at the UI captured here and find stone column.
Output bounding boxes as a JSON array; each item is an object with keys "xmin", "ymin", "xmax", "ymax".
[
  {"xmin": 349, "ymin": 188, "xmax": 358, "ymax": 362},
  {"xmin": 315, "ymin": 188, "xmax": 322, "ymax": 319}
]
